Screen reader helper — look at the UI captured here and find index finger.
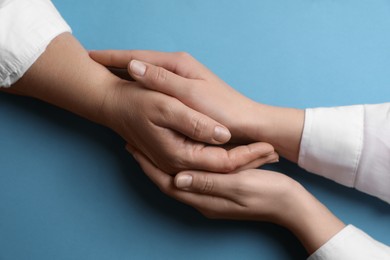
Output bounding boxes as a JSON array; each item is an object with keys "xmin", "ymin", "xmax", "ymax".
[
  {"xmin": 89, "ymin": 50, "xmax": 178, "ymax": 71},
  {"xmin": 89, "ymin": 50, "xmax": 208, "ymax": 79}
]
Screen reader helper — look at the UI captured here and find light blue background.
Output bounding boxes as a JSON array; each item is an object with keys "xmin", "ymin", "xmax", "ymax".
[{"xmin": 1, "ymin": 0, "xmax": 390, "ymax": 259}]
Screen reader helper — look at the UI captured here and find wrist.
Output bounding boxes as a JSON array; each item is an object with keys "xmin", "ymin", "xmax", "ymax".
[
  {"xmin": 98, "ymin": 79, "xmax": 134, "ymax": 134},
  {"xmin": 248, "ymin": 103, "xmax": 305, "ymax": 162},
  {"xmin": 11, "ymin": 33, "xmax": 120, "ymax": 128},
  {"xmin": 280, "ymin": 183, "xmax": 345, "ymax": 254}
]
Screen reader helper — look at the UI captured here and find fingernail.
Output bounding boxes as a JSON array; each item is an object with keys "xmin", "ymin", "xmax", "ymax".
[
  {"xmin": 175, "ymin": 175, "xmax": 193, "ymax": 189},
  {"xmin": 213, "ymin": 126, "xmax": 231, "ymax": 143},
  {"xmin": 130, "ymin": 60, "xmax": 146, "ymax": 76}
]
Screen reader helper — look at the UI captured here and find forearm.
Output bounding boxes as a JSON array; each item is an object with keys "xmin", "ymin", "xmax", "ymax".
[
  {"xmin": 247, "ymin": 103, "xmax": 304, "ymax": 163},
  {"xmin": 5, "ymin": 33, "xmax": 118, "ymax": 126},
  {"xmin": 279, "ymin": 183, "xmax": 345, "ymax": 254}
]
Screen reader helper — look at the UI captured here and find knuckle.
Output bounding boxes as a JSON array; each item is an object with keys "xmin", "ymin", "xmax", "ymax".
[
  {"xmin": 158, "ymin": 101, "xmax": 176, "ymax": 121},
  {"xmin": 190, "ymin": 116, "xmax": 207, "ymax": 140},
  {"xmin": 198, "ymin": 175, "xmax": 214, "ymax": 194},
  {"xmin": 152, "ymin": 66, "xmax": 168, "ymax": 84},
  {"xmin": 167, "ymin": 153, "xmax": 188, "ymax": 172},
  {"xmin": 175, "ymin": 51, "xmax": 192, "ymax": 61}
]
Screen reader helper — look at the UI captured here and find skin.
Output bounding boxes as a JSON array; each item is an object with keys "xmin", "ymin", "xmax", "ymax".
[
  {"xmin": 90, "ymin": 50, "xmax": 346, "ymax": 255},
  {"xmin": 2, "ymin": 33, "xmax": 277, "ymax": 174},
  {"xmin": 89, "ymin": 50, "xmax": 304, "ymax": 162},
  {"xmin": 130, "ymin": 148, "xmax": 345, "ymax": 255}
]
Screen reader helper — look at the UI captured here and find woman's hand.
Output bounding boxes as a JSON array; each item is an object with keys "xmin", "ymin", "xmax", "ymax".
[
  {"xmin": 7, "ymin": 33, "xmax": 277, "ymax": 174},
  {"xmin": 90, "ymin": 50, "xmax": 258, "ymax": 142},
  {"xmin": 104, "ymin": 79, "xmax": 278, "ymax": 174},
  {"xmin": 90, "ymin": 50, "xmax": 304, "ymax": 162},
  {"xmin": 129, "ymin": 147, "xmax": 345, "ymax": 255}
]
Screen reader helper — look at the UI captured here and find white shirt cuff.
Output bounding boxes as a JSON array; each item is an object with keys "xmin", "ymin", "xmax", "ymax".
[
  {"xmin": 355, "ymin": 103, "xmax": 390, "ymax": 203},
  {"xmin": 298, "ymin": 105, "xmax": 364, "ymax": 187},
  {"xmin": 308, "ymin": 225, "xmax": 390, "ymax": 260},
  {"xmin": 0, "ymin": 0, "xmax": 71, "ymax": 87}
]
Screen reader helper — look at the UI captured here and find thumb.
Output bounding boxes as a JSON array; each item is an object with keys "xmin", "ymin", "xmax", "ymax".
[
  {"xmin": 130, "ymin": 59, "xmax": 231, "ymax": 144},
  {"xmin": 128, "ymin": 59, "xmax": 189, "ymax": 99},
  {"xmin": 174, "ymin": 171, "xmax": 235, "ymax": 198}
]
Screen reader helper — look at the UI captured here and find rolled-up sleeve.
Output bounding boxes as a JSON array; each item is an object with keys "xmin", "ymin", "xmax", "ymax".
[
  {"xmin": 298, "ymin": 103, "xmax": 390, "ymax": 203},
  {"xmin": 0, "ymin": 0, "xmax": 71, "ymax": 87}
]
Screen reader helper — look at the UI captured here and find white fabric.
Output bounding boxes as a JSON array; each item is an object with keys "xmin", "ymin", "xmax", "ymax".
[
  {"xmin": 0, "ymin": 0, "xmax": 71, "ymax": 87},
  {"xmin": 308, "ymin": 225, "xmax": 390, "ymax": 260},
  {"xmin": 299, "ymin": 103, "xmax": 390, "ymax": 203},
  {"xmin": 299, "ymin": 105, "xmax": 364, "ymax": 188},
  {"xmin": 299, "ymin": 103, "xmax": 390, "ymax": 259}
]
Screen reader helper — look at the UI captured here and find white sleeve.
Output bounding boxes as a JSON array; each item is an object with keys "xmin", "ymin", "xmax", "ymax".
[
  {"xmin": 298, "ymin": 103, "xmax": 390, "ymax": 203},
  {"xmin": 307, "ymin": 225, "xmax": 390, "ymax": 260},
  {"xmin": 0, "ymin": 0, "xmax": 71, "ymax": 87}
]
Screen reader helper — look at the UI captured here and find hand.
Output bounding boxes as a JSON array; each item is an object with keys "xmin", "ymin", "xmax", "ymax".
[
  {"xmin": 90, "ymin": 50, "xmax": 258, "ymax": 142},
  {"xmin": 104, "ymin": 79, "xmax": 278, "ymax": 174},
  {"xmin": 8, "ymin": 33, "xmax": 277, "ymax": 174},
  {"xmin": 89, "ymin": 50, "xmax": 304, "ymax": 162},
  {"xmin": 129, "ymin": 144, "xmax": 298, "ymax": 223},
  {"xmin": 129, "ymin": 147, "xmax": 345, "ymax": 255}
]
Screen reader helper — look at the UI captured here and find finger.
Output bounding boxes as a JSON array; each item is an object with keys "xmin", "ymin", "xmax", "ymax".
[
  {"xmin": 89, "ymin": 50, "xmax": 207, "ymax": 78},
  {"xmin": 232, "ymin": 151, "xmax": 279, "ymax": 172},
  {"xmin": 89, "ymin": 50, "xmax": 132, "ymax": 68},
  {"xmin": 156, "ymin": 101, "xmax": 231, "ymax": 145},
  {"xmin": 174, "ymin": 170, "xmax": 239, "ymax": 198},
  {"xmin": 128, "ymin": 59, "xmax": 192, "ymax": 99},
  {"xmin": 131, "ymin": 148, "xmax": 241, "ymax": 218},
  {"xmin": 187, "ymin": 142, "xmax": 275, "ymax": 173}
]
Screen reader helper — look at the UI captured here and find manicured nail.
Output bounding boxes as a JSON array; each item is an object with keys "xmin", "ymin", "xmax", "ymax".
[
  {"xmin": 175, "ymin": 175, "xmax": 193, "ymax": 189},
  {"xmin": 130, "ymin": 60, "xmax": 146, "ymax": 76},
  {"xmin": 213, "ymin": 126, "xmax": 231, "ymax": 143}
]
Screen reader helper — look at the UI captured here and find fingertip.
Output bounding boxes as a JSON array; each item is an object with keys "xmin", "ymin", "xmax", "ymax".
[
  {"xmin": 175, "ymin": 174, "xmax": 193, "ymax": 189},
  {"xmin": 213, "ymin": 125, "xmax": 231, "ymax": 144},
  {"xmin": 267, "ymin": 152, "xmax": 279, "ymax": 164},
  {"xmin": 129, "ymin": 60, "xmax": 147, "ymax": 77}
]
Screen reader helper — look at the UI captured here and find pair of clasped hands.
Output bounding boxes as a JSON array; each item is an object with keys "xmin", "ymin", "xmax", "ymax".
[
  {"xmin": 8, "ymin": 33, "xmax": 343, "ymax": 254},
  {"xmin": 89, "ymin": 50, "xmax": 291, "ymax": 221},
  {"xmin": 84, "ymin": 48, "xmax": 341, "ymax": 254}
]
